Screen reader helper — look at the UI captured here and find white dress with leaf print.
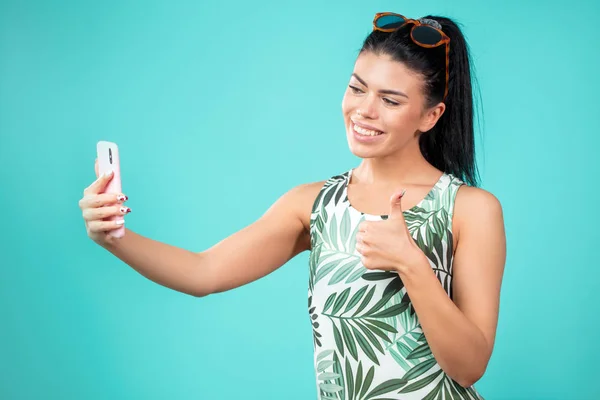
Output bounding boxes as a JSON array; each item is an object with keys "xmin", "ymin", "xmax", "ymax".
[{"xmin": 308, "ymin": 169, "xmax": 484, "ymax": 400}]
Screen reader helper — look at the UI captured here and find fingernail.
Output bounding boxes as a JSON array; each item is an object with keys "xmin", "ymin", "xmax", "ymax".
[
  {"xmin": 120, "ymin": 207, "xmax": 131, "ymax": 214},
  {"xmin": 115, "ymin": 219, "xmax": 125, "ymax": 225},
  {"xmin": 400, "ymin": 189, "xmax": 406, "ymax": 197},
  {"xmin": 103, "ymin": 170, "xmax": 113, "ymax": 177},
  {"xmin": 117, "ymin": 194, "xmax": 128, "ymax": 202}
]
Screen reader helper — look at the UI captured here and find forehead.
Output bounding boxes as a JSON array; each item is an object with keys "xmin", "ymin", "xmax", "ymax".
[{"xmin": 352, "ymin": 51, "xmax": 422, "ymax": 93}]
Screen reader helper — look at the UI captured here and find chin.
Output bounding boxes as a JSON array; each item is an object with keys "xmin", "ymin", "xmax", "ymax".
[
  {"xmin": 348, "ymin": 146, "xmax": 380, "ymax": 159},
  {"xmin": 345, "ymin": 129, "xmax": 382, "ymax": 159}
]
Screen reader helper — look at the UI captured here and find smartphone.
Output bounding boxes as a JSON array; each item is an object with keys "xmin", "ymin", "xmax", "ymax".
[{"xmin": 96, "ymin": 141, "xmax": 125, "ymax": 238}]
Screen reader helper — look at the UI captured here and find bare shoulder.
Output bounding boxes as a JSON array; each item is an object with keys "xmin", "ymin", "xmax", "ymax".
[
  {"xmin": 286, "ymin": 180, "xmax": 328, "ymax": 231},
  {"xmin": 453, "ymin": 185, "xmax": 505, "ymax": 243},
  {"xmin": 455, "ymin": 185, "xmax": 503, "ymax": 215}
]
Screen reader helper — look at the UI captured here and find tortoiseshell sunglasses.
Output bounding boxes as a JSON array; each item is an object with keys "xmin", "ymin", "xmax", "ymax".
[{"xmin": 373, "ymin": 12, "xmax": 450, "ymax": 101}]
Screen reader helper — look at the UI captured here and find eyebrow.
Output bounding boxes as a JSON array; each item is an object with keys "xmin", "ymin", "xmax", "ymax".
[{"xmin": 351, "ymin": 73, "xmax": 409, "ymax": 99}]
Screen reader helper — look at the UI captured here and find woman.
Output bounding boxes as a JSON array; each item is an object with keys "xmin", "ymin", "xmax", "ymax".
[{"xmin": 79, "ymin": 12, "xmax": 506, "ymax": 400}]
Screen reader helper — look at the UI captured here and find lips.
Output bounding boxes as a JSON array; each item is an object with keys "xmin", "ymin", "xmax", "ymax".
[
  {"xmin": 351, "ymin": 118, "xmax": 383, "ymax": 134},
  {"xmin": 351, "ymin": 125, "xmax": 385, "ymax": 144}
]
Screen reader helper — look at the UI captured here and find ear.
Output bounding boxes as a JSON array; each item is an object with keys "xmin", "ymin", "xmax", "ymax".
[{"xmin": 418, "ymin": 102, "xmax": 446, "ymax": 133}]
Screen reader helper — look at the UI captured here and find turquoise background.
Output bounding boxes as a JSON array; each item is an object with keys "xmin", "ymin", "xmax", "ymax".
[{"xmin": 1, "ymin": 0, "xmax": 598, "ymax": 399}]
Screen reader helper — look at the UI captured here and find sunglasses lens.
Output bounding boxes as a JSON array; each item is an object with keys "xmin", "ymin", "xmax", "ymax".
[
  {"xmin": 375, "ymin": 15, "xmax": 406, "ymax": 30},
  {"xmin": 412, "ymin": 25, "xmax": 443, "ymax": 45}
]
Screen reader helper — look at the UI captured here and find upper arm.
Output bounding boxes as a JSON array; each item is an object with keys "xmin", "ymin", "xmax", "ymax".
[
  {"xmin": 198, "ymin": 181, "xmax": 324, "ymax": 296},
  {"xmin": 452, "ymin": 186, "xmax": 507, "ymax": 357}
]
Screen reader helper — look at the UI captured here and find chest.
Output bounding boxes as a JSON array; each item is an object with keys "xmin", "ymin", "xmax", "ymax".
[
  {"xmin": 344, "ymin": 183, "xmax": 459, "ymax": 255},
  {"xmin": 346, "ymin": 183, "xmax": 436, "ymax": 216}
]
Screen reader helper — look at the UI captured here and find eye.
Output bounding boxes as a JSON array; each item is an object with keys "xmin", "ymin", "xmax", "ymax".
[
  {"xmin": 349, "ymin": 85, "xmax": 364, "ymax": 94},
  {"xmin": 383, "ymin": 98, "xmax": 400, "ymax": 106}
]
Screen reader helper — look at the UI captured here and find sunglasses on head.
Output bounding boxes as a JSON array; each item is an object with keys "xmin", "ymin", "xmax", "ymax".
[{"xmin": 373, "ymin": 12, "xmax": 450, "ymax": 101}]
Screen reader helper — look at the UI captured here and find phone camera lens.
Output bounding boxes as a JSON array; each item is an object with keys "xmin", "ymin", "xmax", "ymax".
[{"xmin": 109, "ymin": 148, "xmax": 113, "ymax": 164}]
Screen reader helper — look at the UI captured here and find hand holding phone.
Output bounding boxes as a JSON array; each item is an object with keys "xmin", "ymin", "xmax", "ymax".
[{"xmin": 95, "ymin": 141, "xmax": 125, "ymax": 238}]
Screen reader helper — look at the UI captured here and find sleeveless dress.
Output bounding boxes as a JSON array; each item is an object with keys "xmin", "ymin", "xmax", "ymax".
[{"xmin": 307, "ymin": 169, "xmax": 484, "ymax": 400}]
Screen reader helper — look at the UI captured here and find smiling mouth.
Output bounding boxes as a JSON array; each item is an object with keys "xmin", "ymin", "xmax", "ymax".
[{"xmin": 353, "ymin": 122, "xmax": 384, "ymax": 136}]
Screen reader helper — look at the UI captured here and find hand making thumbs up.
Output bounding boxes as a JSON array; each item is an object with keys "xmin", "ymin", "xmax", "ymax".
[{"xmin": 355, "ymin": 189, "xmax": 430, "ymax": 275}]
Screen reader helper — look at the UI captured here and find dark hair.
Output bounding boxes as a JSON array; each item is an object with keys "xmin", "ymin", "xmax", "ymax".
[{"xmin": 360, "ymin": 15, "xmax": 481, "ymax": 187}]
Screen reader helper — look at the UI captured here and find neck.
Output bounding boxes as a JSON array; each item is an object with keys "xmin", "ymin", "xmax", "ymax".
[{"xmin": 353, "ymin": 142, "xmax": 439, "ymax": 185}]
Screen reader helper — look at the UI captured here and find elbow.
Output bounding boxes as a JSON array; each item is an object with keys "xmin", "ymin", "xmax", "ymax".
[
  {"xmin": 192, "ymin": 283, "xmax": 212, "ymax": 298},
  {"xmin": 192, "ymin": 283, "xmax": 215, "ymax": 298},
  {"xmin": 191, "ymin": 279, "xmax": 216, "ymax": 298},
  {"xmin": 191, "ymin": 251, "xmax": 216, "ymax": 298},
  {"xmin": 453, "ymin": 363, "xmax": 487, "ymax": 388},
  {"xmin": 453, "ymin": 334, "xmax": 492, "ymax": 388},
  {"xmin": 455, "ymin": 372, "xmax": 483, "ymax": 389}
]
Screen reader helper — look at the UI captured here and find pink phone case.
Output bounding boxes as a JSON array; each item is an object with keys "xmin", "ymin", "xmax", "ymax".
[{"xmin": 96, "ymin": 141, "xmax": 125, "ymax": 238}]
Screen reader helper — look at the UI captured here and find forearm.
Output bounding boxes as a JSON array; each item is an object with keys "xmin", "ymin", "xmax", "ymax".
[
  {"xmin": 102, "ymin": 228, "xmax": 209, "ymax": 297},
  {"xmin": 399, "ymin": 263, "xmax": 489, "ymax": 387}
]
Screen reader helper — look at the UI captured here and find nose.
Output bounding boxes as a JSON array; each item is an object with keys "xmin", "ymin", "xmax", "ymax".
[{"xmin": 356, "ymin": 94, "xmax": 378, "ymax": 119}]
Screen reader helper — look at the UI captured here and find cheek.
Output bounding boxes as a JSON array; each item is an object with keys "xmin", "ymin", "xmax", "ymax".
[
  {"xmin": 341, "ymin": 92, "xmax": 350, "ymax": 115},
  {"xmin": 341, "ymin": 90, "xmax": 357, "ymax": 116},
  {"xmin": 383, "ymin": 107, "xmax": 419, "ymax": 134}
]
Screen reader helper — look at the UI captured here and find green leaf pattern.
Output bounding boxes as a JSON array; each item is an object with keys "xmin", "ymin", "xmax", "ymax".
[{"xmin": 308, "ymin": 171, "xmax": 484, "ymax": 399}]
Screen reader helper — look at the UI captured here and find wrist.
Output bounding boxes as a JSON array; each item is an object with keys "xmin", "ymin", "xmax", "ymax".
[
  {"xmin": 396, "ymin": 251, "xmax": 431, "ymax": 282},
  {"xmin": 98, "ymin": 229, "xmax": 127, "ymax": 252}
]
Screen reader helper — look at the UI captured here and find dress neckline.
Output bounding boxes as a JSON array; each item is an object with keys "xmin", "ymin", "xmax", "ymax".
[{"xmin": 343, "ymin": 168, "xmax": 447, "ymax": 219}]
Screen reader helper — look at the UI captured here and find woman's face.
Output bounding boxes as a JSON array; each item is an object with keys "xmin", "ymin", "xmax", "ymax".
[{"xmin": 341, "ymin": 51, "xmax": 443, "ymax": 159}]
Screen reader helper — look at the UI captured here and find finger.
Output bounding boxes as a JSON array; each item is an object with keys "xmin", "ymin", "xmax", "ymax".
[
  {"xmin": 356, "ymin": 232, "xmax": 371, "ymax": 247},
  {"xmin": 83, "ymin": 169, "xmax": 114, "ymax": 196},
  {"xmin": 355, "ymin": 241, "xmax": 364, "ymax": 254},
  {"xmin": 83, "ymin": 204, "xmax": 131, "ymax": 222},
  {"xmin": 361, "ymin": 255, "xmax": 374, "ymax": 269},
  {"xmin": 87, "ymin": 219, "xmax": 125, "ymax": 233},
  {"xmin": 388, "ymin": 189, "xmax": 407, "ymax": 221},
  {"xmin": 358, "ymin": 221, "xmax": 369, "ymax": 233},
  {"xmin": 360, "ymin": 255, "xmax": 369, "ymax": 268},
  {"xmin": 79, "ymin": 192, "xmax": 127, "ymax": 209}
]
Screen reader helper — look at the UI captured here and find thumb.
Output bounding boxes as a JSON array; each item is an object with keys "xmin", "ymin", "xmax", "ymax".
[
  {"xmin": 388, "ymin": 189, "xmax": 406, "ymax": 220},
  {"xmin": 84, "ymin": 164, "xmax": 113, "ymax": 195}
]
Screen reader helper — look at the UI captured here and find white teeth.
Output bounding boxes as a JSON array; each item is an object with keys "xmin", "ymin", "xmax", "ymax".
[{"xmin": 354, "ymin": 123, "xmax": 383, "ymax": 136}]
